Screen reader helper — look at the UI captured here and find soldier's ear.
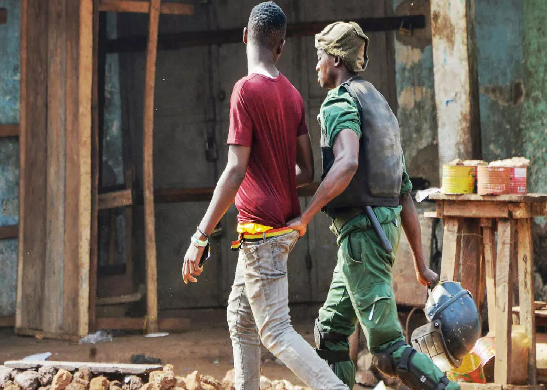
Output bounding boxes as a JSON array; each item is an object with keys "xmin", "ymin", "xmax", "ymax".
[{"xmin": 334, "ymin": 56, "xmax": 343, "ymax": 67}]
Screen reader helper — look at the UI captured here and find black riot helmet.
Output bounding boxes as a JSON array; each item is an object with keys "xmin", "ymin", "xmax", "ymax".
[{"xmin": 410, "ymin": 281, "xmax": 481, "ymax": 371}]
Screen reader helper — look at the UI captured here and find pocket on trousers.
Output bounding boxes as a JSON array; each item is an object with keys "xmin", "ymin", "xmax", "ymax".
[
  {"xmin": 341, "ymin": 231, "xmax": 364, "ymax": 264},
  {"xmin": 354, "ymin": 283, "xmax": 402, "ymax": 350},
  {"xmin": 355, "ymin": 283, "xmax": 393, "ymax": 312}
]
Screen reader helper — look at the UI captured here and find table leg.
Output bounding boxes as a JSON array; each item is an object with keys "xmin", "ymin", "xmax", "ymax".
[
  {"xmin": 495, "ymin": 219, "xmax": 514, "ymax": 384},
  {"xmin": 481, "ymin": 220, "xmax": 497, "ymax": 334},
  {"xmin": 441, "ymin": 218, "xmax": 462, "ymax": 282},
  {"xmin": 461, "ymin": 219, "xmax": 481, "ymax": 305},
  {"xmin": 517, "ymin": 218, "xmax": 537, "ymax": 385}
]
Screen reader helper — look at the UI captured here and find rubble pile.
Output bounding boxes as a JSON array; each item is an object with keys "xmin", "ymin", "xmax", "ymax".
[{"xmin": 0, "ymin": 365, "xmax": 305, "ymax": 390}]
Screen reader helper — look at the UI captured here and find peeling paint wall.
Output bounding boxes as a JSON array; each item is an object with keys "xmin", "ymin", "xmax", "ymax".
[
  {"xmin": 522, "ymin": 0, "xmax": 547, "ymax": 284},
  {"xmin": 522, "ymin": 0, "xmax": 547, "ymax": 197},
  {"xmin": 0, "ymin": 0, "xmax": 20, "ymax": 316},
  {"xmin": 393, "ymin": 0, "xmax": 439, "ymax": 187},
  {"xmin": 430, "ymin": 0, "xmax": 480, "ymax": 164},
  {"xmin": 475, "ymin": 0, "xmax": 524, "ymax": 161},
  {"xmin": 475, "ymin": 0, "xmax": 547, "ymax": 289}
]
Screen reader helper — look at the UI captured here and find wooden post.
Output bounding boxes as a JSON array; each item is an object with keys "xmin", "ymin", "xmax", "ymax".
[
  {"xmin": 460, "ymin": 219, "xmax": 481, "ymax": 304},
  {"xmin": 517, "ymin": 219, "xmax": 537, "ymax": 385},
  {"xmin": 89, "ymin": 0, "xmax": 100, "ymax": 334},
  {"xmin": 495, "ymin": 219, "xmax": 514, "ymax": 384},
  {"xmin": 143, "ymin": 0, "xmax": 162, "ymax": 333},
  {"xmin": 440, "ymin": 218, "xmax": 462, "ymax": 281},
  {"xmin": 44, "ymin": 0, "xmax": 68, "ymax": 334},
  {"xmin": 481, "ymin": 219, "xmax": 497, "ymax": 334},
  {"xmin": 17, "ymin": 0, "xmax": 49, "ymax": 333},
  {"xmin": 16, "ymin": 0, "xmax": 28, "ymax": 331},
  {"xmin": 430, "ymin": 0, "xmax": 481, "ymax": 165},
  {"xmin": 78, "ymin": 0, "xmax": 94, "ymax": 337},
  {"xmin": 64, "ymin": 0, "xmax": 82, "ymax": 337}
]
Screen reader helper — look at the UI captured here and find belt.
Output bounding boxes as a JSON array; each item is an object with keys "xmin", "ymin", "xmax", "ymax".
[
  {"xmin": 231, "ymin": 227, "xmax": 294, "ymax": 250},
  {"xmin": 331, "ymin": 208, "xmax": 365, "ymax": 233},
  {"xmin": 331, "ymin": 207, "xmax": 399, "ymax": 234}
]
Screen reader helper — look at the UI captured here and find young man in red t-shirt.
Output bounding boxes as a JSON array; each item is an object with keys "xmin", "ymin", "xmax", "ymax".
[{"xmin": 182, "ymin": 2, "xmax": 348, "ymax": 390}]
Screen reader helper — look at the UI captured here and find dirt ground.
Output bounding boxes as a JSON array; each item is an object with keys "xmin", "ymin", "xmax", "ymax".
[{"xmin": 0, "ymin": 320, "xmax": 323, "ymax": 388}]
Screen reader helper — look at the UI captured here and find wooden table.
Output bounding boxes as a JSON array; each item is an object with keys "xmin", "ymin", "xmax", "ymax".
[{"xmin": 428, "ymin": 193, "xmax": 547, "ymax": 387}]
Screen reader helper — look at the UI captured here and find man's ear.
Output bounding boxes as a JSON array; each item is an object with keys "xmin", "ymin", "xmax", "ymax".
[
  {"xmin": 277, "ymin": 39, "xmax": 285, "ymax": 55},
  {"xmin": 334, "ymin": 56, "xmax": 343, "ymax": 67},
  {"xmin": 243, "ymin": 27, "xmax": 248, "ymax": 44}
]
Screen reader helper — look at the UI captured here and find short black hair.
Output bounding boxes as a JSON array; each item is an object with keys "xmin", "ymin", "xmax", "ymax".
[{"xmin": 248, "ymin": 2, "xmax": 287, "ymax": 49}]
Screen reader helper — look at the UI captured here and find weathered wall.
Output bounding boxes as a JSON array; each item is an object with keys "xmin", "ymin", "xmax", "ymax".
[
  {"xmin": 393, "ymin": 0, "xmax": 439, "ymax": 187},
  {"xmin": 474, "ymin": 0, "xmax": 547, "ymax": 293},
  {"xmin": 522, "ymin": 0, "xmax": 547, "ymax": 289},
  {"xmin": 475, "ymin": 0, "xmax": 524, "ymax": 161},
  {"xmin": 0, "ymin": 0, "xmax": 20, "ymax": 316}
]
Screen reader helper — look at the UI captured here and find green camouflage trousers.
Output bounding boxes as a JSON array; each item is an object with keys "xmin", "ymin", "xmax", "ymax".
[{"xmin": 317, "ymin": 215, "xmax": 460, "ymax": 390}]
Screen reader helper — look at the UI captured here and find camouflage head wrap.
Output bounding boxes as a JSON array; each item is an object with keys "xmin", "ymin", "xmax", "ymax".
[{"xmin": 315, "ymin": 21, "xmax": 369, "ymax": 73}]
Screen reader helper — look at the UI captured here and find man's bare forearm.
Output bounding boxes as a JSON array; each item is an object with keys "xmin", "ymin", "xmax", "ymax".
[
  {"xmin": 198, "ymin": 166, "xmax": 245, "ymax": 236},
  {"xmin": 400, "ymin": 192, "xmax": 425, "ymax": 273}
]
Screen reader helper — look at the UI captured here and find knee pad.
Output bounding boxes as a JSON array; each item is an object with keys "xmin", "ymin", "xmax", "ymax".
[
  {"xmin": 373, "ymin": 341, "xmax": 450, "ymax": 390},
  {"xmin": 314, "ymin": 318, "xmax": 351, "ymax": 365}
]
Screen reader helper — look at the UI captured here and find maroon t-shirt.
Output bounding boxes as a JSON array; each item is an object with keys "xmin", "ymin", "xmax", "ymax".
[{"xmin": 227, "ymin": 73, "xmax": 308, "ymax": 228}]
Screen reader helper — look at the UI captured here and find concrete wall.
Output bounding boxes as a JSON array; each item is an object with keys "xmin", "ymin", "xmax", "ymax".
[{"xmin": 0, "ymin": 0, "xmax": 20, "ymax": 316}]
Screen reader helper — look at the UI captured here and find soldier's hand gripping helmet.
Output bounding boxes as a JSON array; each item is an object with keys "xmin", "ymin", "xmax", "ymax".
[{"xmin": 410, "ymin": 281, "xmax": 481, "ymax": 372}]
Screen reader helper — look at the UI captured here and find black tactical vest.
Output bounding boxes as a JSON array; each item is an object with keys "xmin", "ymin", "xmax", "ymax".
[{"xmin": 321, "ymin": 77, "xmax": 403, "ymax": 216}]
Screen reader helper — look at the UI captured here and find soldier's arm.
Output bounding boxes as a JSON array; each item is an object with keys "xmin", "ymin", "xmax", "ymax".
[
  {"xmin": 400, "ymin": 193, "xmax": 439, "ymax": 287},
  {"xmin": 288, "ymin": 129, "xmax": 359, "ymax": 236}
]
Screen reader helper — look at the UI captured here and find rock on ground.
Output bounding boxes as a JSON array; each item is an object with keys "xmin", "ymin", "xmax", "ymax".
[
  {"xmin": 149, "ymin": 371, "xmax": 175, "ymax": 390},
  {"xmin": 38, "ymin": 386, "xmax": 51, "ymax": 390},
  {"xmin": 51, "ymin": 370, "xmax": 72, "ymax": 390},
  {"xmin": 173, "ymin": 377, "xmax": 185, "ymax": 390},
  {"xmin": 122, "ymin": 376, "xmax": 142, "ymax": 390},
  {"xmin": 259, "ymin": 377, "xmax": 271, "ymax": 390},
  {"xmin": 0, "ymin": 367, "xmax": 16, "ymax": 388},
  {"xmin": 220, "ymin": 371, "xmax": 233, "ymax": 390},
  {"xmin": 271, "ymin": 380, "xmax": 293, "ymax": 390},
  {"xmin": 72, "ymin": 370, "xmax": 90, "ymax": 386},
  {"xmin": 355, "ymin": 370, "xmax": 378, "ymax": 387},
  {"xmin": 199, "ymin": 376, "xmax": 220, "ymax": 390},
  {"xmin": 109, "ymin": 381, "xmax": 122, "ymax": 390},
  {"xmin": 38, "ymin": 367, "xmax": 58, "ymax": 387},
  {"xmin": 14, "ymin": 371, "xmax": 40, "ymax": 390},
  {"xmin": 4, "ymin": 381, "xmax": 22, "ymax": 390},
  {"xmin": 65, "ymin": 382, "xmax": 86, "ymax": 390},
  {"xmin": 89, "ymin": 377, "xmax": 109, "ymax": 390},
  {"xmin": 183, "ymin": 372, "xmax": 200, "ymax": 390}
]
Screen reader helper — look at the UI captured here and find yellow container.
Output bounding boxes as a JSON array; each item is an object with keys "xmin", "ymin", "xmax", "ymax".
[
  {"xmin": 446, "ymin": 353, "xmax": 486, "ymax": 383},
  {"xmin": 442, "ymin": 165, "xmax": 475, "ymax": 194}
]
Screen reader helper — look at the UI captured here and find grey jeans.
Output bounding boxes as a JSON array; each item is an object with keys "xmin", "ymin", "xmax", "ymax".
[{"xmin": 227, "ymin": 230, "xmax": 349, "ymax": 390}]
